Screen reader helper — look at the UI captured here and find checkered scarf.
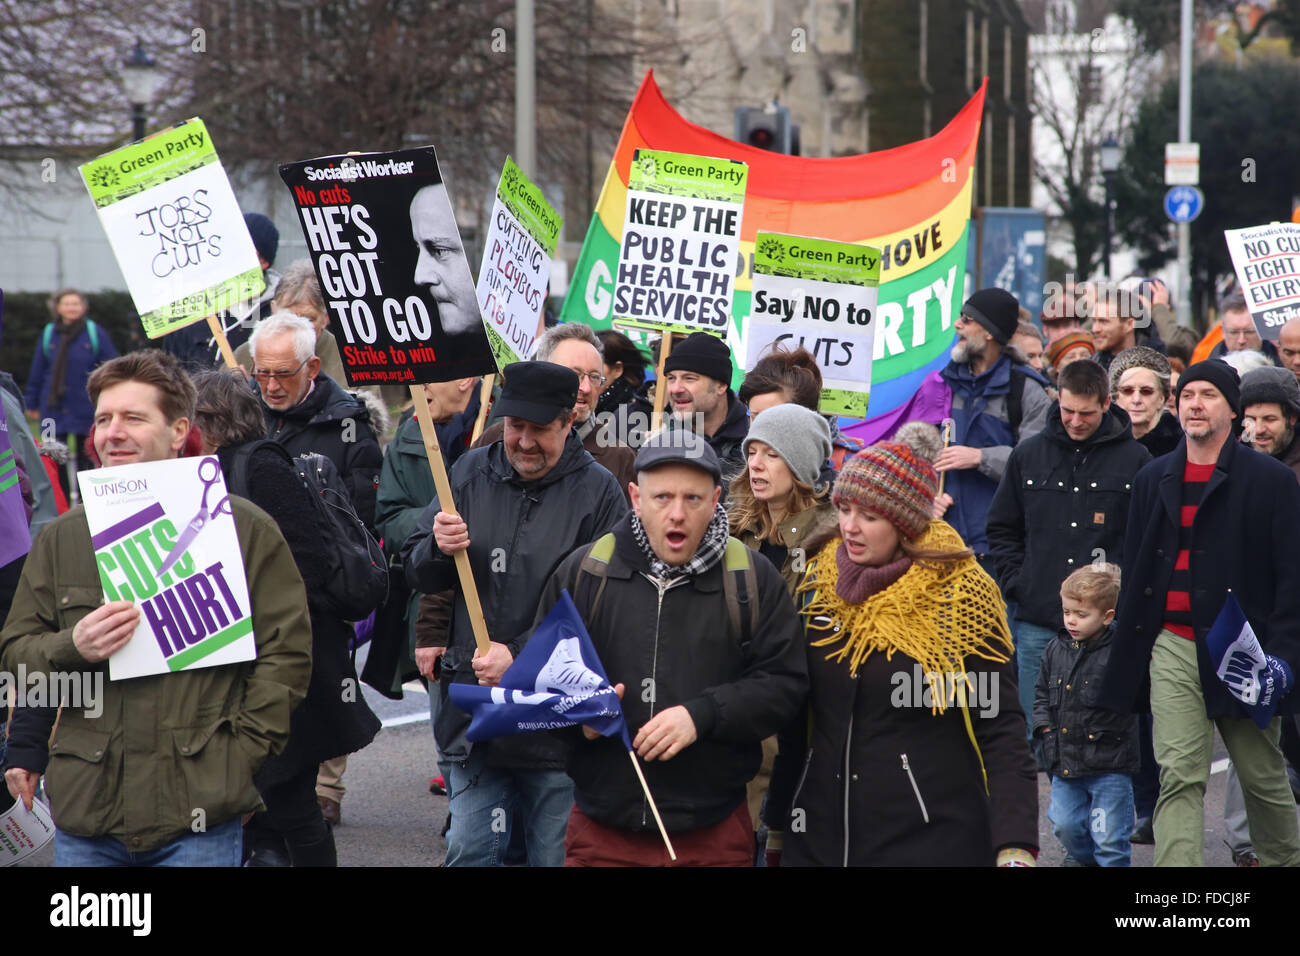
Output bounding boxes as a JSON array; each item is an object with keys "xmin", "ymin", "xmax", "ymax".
[{"xmin": 630, "ymin": 502, "xmax": 730, "ymax": 580}]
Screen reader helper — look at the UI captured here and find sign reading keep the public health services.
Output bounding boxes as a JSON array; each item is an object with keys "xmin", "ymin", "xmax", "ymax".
[
  {"xmin": 79, "ymin": 118, "xmax": 265, "ymax": 338},
  {"xmin": 1224, "ymin": 223, "xmax": 1300, "ymax": 341},
  {"xmin": 477, "ymin": 156, "xmax": 562, "ymax": 370},
  {"xmin": 79, "ymin": 456, "xmax": 255, "ymax": 681},
  {"xmin": 613, "ymin": 149, "xmax": 747, "ymax": 337},
  {"xmin": 748, "ymin": 232, "xmax": 881, "ymax": 418}
]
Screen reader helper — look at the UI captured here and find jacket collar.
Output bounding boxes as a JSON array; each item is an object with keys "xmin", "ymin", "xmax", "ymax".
[
  {"xmin": 606, "ymin": 512, "xmax": 725, "ymax": 592},
  {"xmin": 1044, "ymin": 402, "xmax": 1134, "ymax": 448},
  {"xmin": 1157, "ymin": 430, "xmax": 1237, "ymax": 526},
  {"xmin": 486, "ymin": 426, "xmax": 594, "ymax": 490},
  {"xmin": 265, "ymin": 372, "xmax": 363, "ymax": 426}
]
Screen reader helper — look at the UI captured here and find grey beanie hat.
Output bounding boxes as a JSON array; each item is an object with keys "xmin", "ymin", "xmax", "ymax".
[
  {"xmin": 742, "ymin": 403, "xmax": 832, "ymax": 488},
  {"xmin": 1108, "ymin": 345, "xmax": 1172, "ymax": 398},
  {"xmin": 1240, "ymin": 365, "xmax": 1300, "ymax": 418}
]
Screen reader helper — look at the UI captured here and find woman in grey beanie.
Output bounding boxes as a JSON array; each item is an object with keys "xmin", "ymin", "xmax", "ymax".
[{"xmin": 726, "ymin": 401, "xmax": 838, "ymax": 852}]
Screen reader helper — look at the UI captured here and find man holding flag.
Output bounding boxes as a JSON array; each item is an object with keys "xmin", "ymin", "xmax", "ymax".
[
  {"xmin": 531, "ymin": 432, "xmax": 806, "ymax": 866},
  {"xmin": 1100, "ymin": 360, "xmax": 1300, "ymax": 866}
]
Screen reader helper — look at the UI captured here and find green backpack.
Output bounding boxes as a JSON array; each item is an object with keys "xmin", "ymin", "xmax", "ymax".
[
  {"xmin": 42, "ymin": 320, "xmax": 102, "ymax": 361},
  {"xmin": 574, "ymin": 533, "xmax": 760, "ymax": 648}
]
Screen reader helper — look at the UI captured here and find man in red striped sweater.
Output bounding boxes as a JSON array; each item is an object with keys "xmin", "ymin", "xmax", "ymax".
[{"xmin": 1101, "ymin": 359, "xmax": 1300, "ymax": 866}]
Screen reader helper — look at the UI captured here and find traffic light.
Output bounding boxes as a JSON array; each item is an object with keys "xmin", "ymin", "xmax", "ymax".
[{"xmin": 734, "ymin": 105, "xmax": 794, "ymax": 154}]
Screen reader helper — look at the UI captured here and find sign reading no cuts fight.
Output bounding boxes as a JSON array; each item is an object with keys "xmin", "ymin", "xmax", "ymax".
[
  {"xmin": 1224, "ymin": 222, "xmax": 1300, "ymax": 340},
  {"xmin": 279, "ymin": 147, "xmax": 496, "ymax": 387},
  {"xmin": 477, "ymin": 156, "xmax": 563, "ymax": 370},
  {"xmin": 613, "ymin": 148, "xmax": 748, "ymax": 336},
  {"xmin": 79, "ymin": 118, "xmax": 265, "ymax": 338},
  {"xmin": 748, "ymin": 232, "xmax": 881, "ymax": 418},
  {"xmin": 79, "ymin": 456, "xmax": 254, "ymax": 682}
]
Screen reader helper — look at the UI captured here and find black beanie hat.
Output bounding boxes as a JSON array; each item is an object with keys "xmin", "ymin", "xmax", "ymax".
[
  {"xmin": 961, "ymin": 288, "xmax": 1021, "ymax": 345},
  {"xmin": 244, "ymin": 213, "xmax": 280, "ymax": 267},
  {"xmin": 1176, "ymin": 359, "xmax": 1241, "ymax": 417},
  {"xmin": 663, "ymin": 332, "xmax": 733, "ymax": 386}
]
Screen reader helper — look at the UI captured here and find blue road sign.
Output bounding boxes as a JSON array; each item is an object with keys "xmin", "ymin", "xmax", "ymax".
[{"xmin": 1165, "ymin": 186, "xmax": 1204, "ymax": 223}]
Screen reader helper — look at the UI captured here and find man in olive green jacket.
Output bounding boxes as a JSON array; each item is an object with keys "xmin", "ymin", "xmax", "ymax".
[{"xmin": 0, "ymin": 350, "xmax": 312, "ymax": 865}]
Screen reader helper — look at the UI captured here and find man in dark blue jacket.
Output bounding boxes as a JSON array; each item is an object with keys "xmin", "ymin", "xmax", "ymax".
[
  {"xmin": 935, "ymin": 288, "xmax": 1050, "ymax": 569},
  {"xmin": 1099, "ymin": 360, "xmax": 1300, "ymax": 866}
]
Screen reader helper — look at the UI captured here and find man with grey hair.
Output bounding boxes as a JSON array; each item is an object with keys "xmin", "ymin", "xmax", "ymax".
[
  {"xmin": 478, "ymin": 323, "xmax": 635, "ymax": 502},
  {"xmin": 250, "ymin": 312, "xmax": 383, "ymax": 529},
  {"xmin": 1212, "ymin": 292, "xmax": 1280, "ymax": 364}
]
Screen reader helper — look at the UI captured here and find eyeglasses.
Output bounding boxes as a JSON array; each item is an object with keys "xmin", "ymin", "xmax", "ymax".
[
  {"xmin": 252, "ymin": 358, "xmax": 309, "ymax": 384},
  {"xmin": 1116, "ymin": 385, "xmax": 1160, "ymax": 398},
  {"xmin": 577, "ymin": 371, "xmax": 606, "ymax": 387}
]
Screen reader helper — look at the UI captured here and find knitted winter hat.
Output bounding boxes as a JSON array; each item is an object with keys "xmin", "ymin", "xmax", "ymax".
[
  {"xmin": 1045, "ymin": 331, "xmax": 1096, "ymax": 369},
  {"xmin": 832, "ymin": 442, "xmax": 938, "ymax": 540},
  {"xmin": 961, "ymin": 288, "xmax": 1021, "ymax": 345},
  {"xmin": 663, "ymin": 332, "xmax": 733, "ymax": 386},
  {"xmin": 1108, "ymin": 345, "xmax": 1171, "ymax": 397},
  {"xmin": 1176, "ymin": 359, "xmax": 1241, "ymax": 417},
  {"xmin": 1240, "ymin": 365, "xmax": 1300, "ymax": 418},
  {"xmin": 743, "ymin": 403, "xmax": 833, "ymax": 488},
  {"xmin": 244, "ymin": 213, "xmax": 280, "ymax": 267}
]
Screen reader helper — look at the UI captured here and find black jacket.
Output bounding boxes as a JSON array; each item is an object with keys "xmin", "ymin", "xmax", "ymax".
[
  {"xmin": 1099, "ymin": 436, "xmax": 1300, "ymax": 717},
  {"xmin": 767, "ymin": 626, "xmax": 1037, "ymax": 866},
  {"xmin": 262, "ymin": 373, "xmax": 383, "ymax": 530},
  {"xmin": 536, "ymin": 514, "xmax": 807, "ymax": 833},
  {"xmin": 987, "ymin": 403, "xmax": 1151, "ymax": 628},
  {"xmin": 402, "ymin": 429, "xmax": 628, "ymax": 768},
  {"xmin": 1136, "ymin": 411, "xmax": 1183, "ymax": 459},
  {"xmin": 1033, "ymin": 626, "xmax": 1140, "ymax": 778}
]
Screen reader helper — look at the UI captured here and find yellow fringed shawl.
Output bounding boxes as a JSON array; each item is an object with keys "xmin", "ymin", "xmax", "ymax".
[{"xmin": 797, "ymin": 520, "xmax": 1014, "ymax": 712}]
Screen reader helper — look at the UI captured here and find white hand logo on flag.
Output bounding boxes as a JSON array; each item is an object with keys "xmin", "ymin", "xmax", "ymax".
[{"xmin": 1217, "ymin": 625, "xmax": 1267, "ymax": 706}]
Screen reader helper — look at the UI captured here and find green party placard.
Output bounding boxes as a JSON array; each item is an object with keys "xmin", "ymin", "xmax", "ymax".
[
  {"xmin": 627, "ymin": 149, "xmax": 749, "ymax": 204},
  {"xmin": 748, "ymin": 231, "xmax": 882, "ymax": 418},
  {"xmin": 478, "ymin": 157, "xmax": 562, "ymax": 369},
  {"xmin": 79, "ymin": 118, "xmax": 265, "ymax": 339}
]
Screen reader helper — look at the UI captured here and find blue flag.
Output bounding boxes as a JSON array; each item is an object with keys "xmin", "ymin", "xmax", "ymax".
[
  {"xmin": 449, "ymin": 590, "xmax": 632, "ymax": 747},
  {"xmin": 1205, "ymin": 592, "xmax": 1294, "ymax": 729}
]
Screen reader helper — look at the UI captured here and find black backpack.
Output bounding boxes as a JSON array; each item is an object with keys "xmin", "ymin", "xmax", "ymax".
[{"xmin": 229, "ymin": 441, "xmax": 389, "ymax": 621}]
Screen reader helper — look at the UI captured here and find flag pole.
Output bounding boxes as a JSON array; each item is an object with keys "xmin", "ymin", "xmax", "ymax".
[
  {"xmin": 470, "ymin": 374, "xmax": 495, "ymax": 444},
  {"xmin": 626, "ymin": 750, "xmax": 676, "ymax": 861},
  {"xmin": 651, "ymin": 333, "xmax": 672, "ymax": 433},
  {"xmin": 206, "ymin": 314, "xmax": 240, "ymax": 370}
]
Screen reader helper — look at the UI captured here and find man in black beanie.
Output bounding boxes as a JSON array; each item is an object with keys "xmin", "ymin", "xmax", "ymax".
[
  {"xmin": 1101, "ymin": 359, "xmax": 1300, "ymax": 865},
  {"xmin": 935, "ymin": 287, "xmax": 1050, "ymax": 569},
  {"xmin": 662, "ymin": 332, "xmax": 749, "ymax": 484}
]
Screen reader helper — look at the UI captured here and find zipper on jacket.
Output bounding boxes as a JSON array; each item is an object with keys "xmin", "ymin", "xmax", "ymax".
[
  {"xmin": 791, "ymin": 748, "xmax": 814, "ymax": 811},
  {"xmin": 641, "ymin": 574, "xmax": 680, "ymax": 829},
  {"xmin": 901, "ymin": 753, "xmax": 930, "ymax": 824},
  {"xmin": 842, "ymin": 715, "xmax": 853, "ymax": 866}
]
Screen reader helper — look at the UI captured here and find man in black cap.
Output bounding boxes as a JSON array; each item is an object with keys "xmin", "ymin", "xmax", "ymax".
[
  {"xmin": 533, "ymin": 430, "xmax": 806, "ymax": 865},
  {"xmin": 1100, "ymin": 359, "xmax": 1300, "ymax": 866},
  {"xmin": 934, "ymin": 287, "xmax": 1050, "ymax": 569},
  {"xmin": 662, "ymin": 332, "xmax": 749, "ymax": 483},
  {"xmin": 402, "ymin": 361, "xmax": 628, "ymax": 867}
]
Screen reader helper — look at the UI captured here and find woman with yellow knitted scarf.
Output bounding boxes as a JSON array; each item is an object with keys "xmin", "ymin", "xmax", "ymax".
[{"xmin": 762, "ymin": 441, "xmax": 1040, "ymax": 867}]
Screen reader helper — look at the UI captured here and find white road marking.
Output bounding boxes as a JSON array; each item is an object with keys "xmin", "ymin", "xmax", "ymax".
[
  {"xmin": 1211, "ymin": 758, "xmax": 1229, "ymax": 775},
  {"xmin": 381, "ymin": 712, "xmax": 428, "ymax": 729}
]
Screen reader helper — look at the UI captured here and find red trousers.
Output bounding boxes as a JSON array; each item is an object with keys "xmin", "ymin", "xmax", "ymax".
[{"xmin": 564, "ymin": 802, "xmax": 753, "ymax": 867}]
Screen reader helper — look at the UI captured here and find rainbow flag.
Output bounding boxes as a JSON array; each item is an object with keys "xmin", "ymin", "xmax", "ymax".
[{"xmin": 561, "ymin": 71, "xmax": 986, "ymax": 430}]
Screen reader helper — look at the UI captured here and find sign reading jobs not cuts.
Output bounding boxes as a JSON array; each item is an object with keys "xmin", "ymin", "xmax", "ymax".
[
  {"xmin": 280, "ymin": 146, "xmax": 496, "ymax": 387},
  {"xmin": 613, "ymin": 149, "xmax": 747, "ymax": 335},
  {"xmin": 80, "ymin": 118, "xmax": 264, "ymax": 338},
  {"xmin": 477, "ymin": 157, "xmax": 562, "ymax": 369},
  {"xmin": 749, "ymin": 232, "xmax": 881, "ymax": 418},
  {"xmin": 79, "ymin": 456, "xmax": 254, "ymax": 681},
  {"xmin": 1224, "ymin": 223, "xmax": 1300, "ymax": 341}
]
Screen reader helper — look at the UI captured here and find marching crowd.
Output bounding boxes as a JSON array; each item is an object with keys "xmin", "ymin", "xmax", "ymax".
[{"xmin": 3, "ymin": 229, "xmax": 1299, "ymax": 868}]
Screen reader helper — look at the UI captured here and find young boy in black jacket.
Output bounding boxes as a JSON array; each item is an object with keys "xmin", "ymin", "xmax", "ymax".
[{"xmin": 1034, "ymin": 564, "xmax": 1140, "ymax": 866}]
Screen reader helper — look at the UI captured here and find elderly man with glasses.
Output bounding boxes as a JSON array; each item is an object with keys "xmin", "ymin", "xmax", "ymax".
[{"xmin": 248, "ymin": 312, "xmax": 384, "ymax": 531}]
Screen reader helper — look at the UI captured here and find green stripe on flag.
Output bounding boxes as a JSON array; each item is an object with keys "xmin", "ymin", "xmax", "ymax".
[
  {"xmin": 166, "ymin": 617, "xmax": 254, "ymax": 671},
  {"xmin": 0, "ymin": 449, "xmax": 18, "ymax": 494}
]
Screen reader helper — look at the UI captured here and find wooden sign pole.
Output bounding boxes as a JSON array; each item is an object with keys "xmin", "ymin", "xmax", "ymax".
[
  {"xmin": 409, "ymin": 383, "xmax": 492, "ymax": 656},
  {"xmin": 206, "ymin": 315, "xmax": 240, "ymax": 370},
  {"xmin": 650, "ymin": 333, "xmax": 673, "ymax": 433},
  {"xmin": 470, "ymin": 374, "xmax": 495, "ymax": 444}
]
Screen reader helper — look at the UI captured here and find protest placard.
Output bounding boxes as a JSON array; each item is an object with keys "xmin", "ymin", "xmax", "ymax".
[
  {"xmin": 477, "ymin": 156, "xmax": 562, "ymax": 370},
  {"xmin": 1224, "ymin": 223, "xmax": 1300, "ymax": 340},
  {"xmin": 0, "ymin": 413, "xmax": 30, "ymax": 568},
  {"xmin": 279, "ymin": 147, "xmax": 497, "ymax": 388},
  {"xmin": 79, "ymin": 456, "xmax": 255, "ymax": 681},
  {"xmin": 79, "ymin": 118, "xmax": 264, "ymax": 341},
  {"xmin": 613, "ymin": 148, "xmax": 748, "ymax": 337},
  {"xmin": 749, "ymin": 232, "xmax": 881, "ymax": 418},
  {"xmin": 0, "ymin": 798, "xmax": 54, "ymax": 866}
]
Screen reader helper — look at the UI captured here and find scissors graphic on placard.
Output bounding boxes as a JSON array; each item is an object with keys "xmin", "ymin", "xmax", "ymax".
[{"xmin": 157, "ymin": 457, "xmax": 232, "ymax": 577}]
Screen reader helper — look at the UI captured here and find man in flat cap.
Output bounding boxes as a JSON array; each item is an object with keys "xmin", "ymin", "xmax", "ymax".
[
  {"xmin": 534, "ymin": 431, "xmax": 806, "ymax": 866},
  {"xmin": 403, "ymin": 361, "xmax": 628, "ymax": 867}
]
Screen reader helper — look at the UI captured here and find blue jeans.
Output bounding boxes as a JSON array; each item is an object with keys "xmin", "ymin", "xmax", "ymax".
[
  {"xmin": 443, "ymin": 749, "xmax": 574, "ymax": 867},
  {"xmin": 53, "ymin": 816, "xmax": 243, "ymax": 867},
  {"xmin": 1048, "ymin": 773, "xmax": 1134, "ymax": 867},
  {"xmin": 1011, "ymin": 619, "xmax": 1054, "ymax": 734}
]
